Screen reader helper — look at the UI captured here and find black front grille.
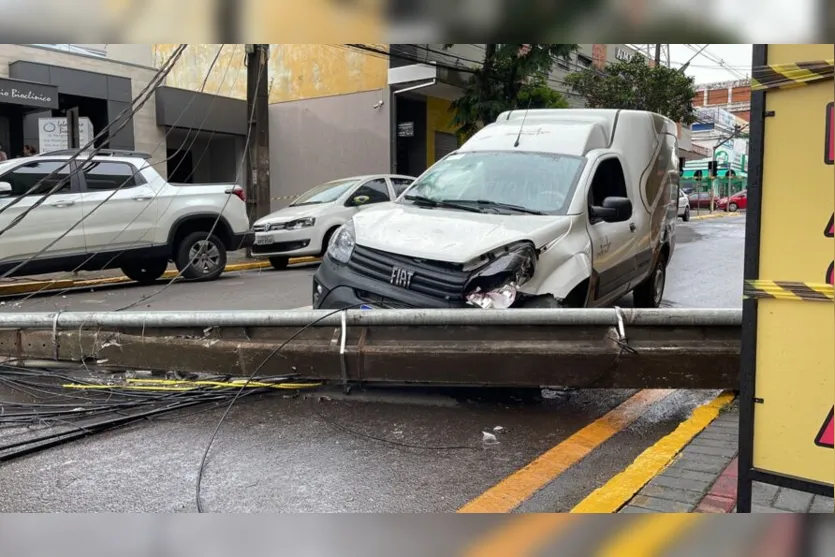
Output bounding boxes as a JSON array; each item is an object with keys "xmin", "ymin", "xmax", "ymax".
[{"xmin": 348, "ymin": 245, "xmax": 470, "ymax": 300}]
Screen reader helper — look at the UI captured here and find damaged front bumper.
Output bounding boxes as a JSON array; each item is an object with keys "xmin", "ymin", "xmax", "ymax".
[{"xmin": 312, "ymin": 255, "xmax": 470, "ymax": 310}]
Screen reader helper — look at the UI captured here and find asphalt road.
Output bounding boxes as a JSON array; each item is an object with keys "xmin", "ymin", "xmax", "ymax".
[
  {"xmin": 0, "ymin": 215, "xmax": 745, "ymax": 312},
  {"xmin": 0, "ymin": 215, "xmax": 745, "ymax": 514}
]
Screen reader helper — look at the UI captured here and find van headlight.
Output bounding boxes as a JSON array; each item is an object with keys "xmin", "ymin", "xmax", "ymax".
[
  {"xmin": 327, "ymin": 220, "xmax": 356, "ymax": 264},
  {"xmin": 465, "ymin": 244, "xmax": 536, "ymax": 309}
]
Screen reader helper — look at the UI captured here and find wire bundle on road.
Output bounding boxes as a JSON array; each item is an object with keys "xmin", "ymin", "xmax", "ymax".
[{"xmin": 0, "ymin": 362, "xmax": 319, "ymax": 463}]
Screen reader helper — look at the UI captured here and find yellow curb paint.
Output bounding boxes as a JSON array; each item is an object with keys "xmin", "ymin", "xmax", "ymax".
[
  {"xmin": 0, "ymin": 279, "xmax": 75, "ymax": 295},
  {"xmin": 570, "ymin": 391, "xmax": 735, "ymax": 514},
  {"xmin": 0, "ymin": 258, "xmax": 328, "ymax": 296},
  {"xmin": 690, "ymin": 212, "xmax": 742, "ymax": 221},
  {"xmin": 462, "ymin": 514, "xmax": 578, "ymax": 557},
  {"xmin": 595, "ymin": 514, "xmax": 704, "ymax": 557},
  {"xmin": 457, "ymin": 389, "xmax": 675, "ymax": 514}
]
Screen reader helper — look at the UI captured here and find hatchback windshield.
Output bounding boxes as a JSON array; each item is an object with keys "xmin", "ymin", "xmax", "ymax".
[
  {"xmin": 291, "ymin": 179, "xmax": 359, "ymax": 206},
  {"xmin": 401, "ymin": 151, "xmax": 585, "ymax": 215}
]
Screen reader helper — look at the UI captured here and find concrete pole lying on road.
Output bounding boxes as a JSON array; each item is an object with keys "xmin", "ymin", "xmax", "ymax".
[
  {"xmin": 0, "ymin": 308, "xmax": 742, "ymax": 330},
  {"xmin": 0, "ymin": 309, "xmax": 742, "ymax": 390}
]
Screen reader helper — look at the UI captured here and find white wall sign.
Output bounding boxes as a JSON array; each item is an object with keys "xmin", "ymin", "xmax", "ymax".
[
  {"xmin": 38, "ymin": 117, "xmax": 95, "ymax": 153},
  {"xmin": 615, "ymin": 47, "xmax": 631, "ymax": 61}
]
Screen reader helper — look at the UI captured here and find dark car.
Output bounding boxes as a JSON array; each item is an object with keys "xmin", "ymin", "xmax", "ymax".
[{"xmin": 688, "ymin": 192, "xmax": 720, "ymax": 209}]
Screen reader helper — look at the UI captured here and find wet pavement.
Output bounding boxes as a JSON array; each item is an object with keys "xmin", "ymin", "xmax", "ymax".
[
  {"xmin": 0, "ymin": 216, "xmax": 746, "ymax": 313},
  {"xmin": 0, "ymin": 216, "xmax": 745, "ymax": 512},
  {"xmin": 0, "ymin": 386, "xmax": 720, "ymax": 512}
]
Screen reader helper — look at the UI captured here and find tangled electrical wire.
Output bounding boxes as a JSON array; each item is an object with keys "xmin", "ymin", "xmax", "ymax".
[{"xmin": 0, "ymin": 362, "xmax": 320, "ymax": 463}]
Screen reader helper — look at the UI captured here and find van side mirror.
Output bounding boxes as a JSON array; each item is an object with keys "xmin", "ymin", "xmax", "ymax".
[
  {"xmin": 0, "ymin": 182, "xmax": 11, "ymax": 197},
  {"xmin": 591, "ymin": 197, "xmax": 632, "ymax": 223}
]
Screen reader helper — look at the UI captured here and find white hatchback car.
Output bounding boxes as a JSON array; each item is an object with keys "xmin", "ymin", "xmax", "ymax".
[
  {"xmin": 252, "ymin": 174, "xmax": 415, "ymax": 269},
  {"xmin": 677, "ymin": 188, "xmax": 691, "ymax": 221}
]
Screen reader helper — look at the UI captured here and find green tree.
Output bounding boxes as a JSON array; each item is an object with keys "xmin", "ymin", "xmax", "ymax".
[
  {"xmin": 445, "ymin": 44, "xmax": 577, "ymax": 139},
  {"xmin": 565, "ymin": 54, "xmax": 698, "ymax": 124}
]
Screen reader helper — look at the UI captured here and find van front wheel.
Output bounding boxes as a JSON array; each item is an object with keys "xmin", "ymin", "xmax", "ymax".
[
  {"xmin": 633, "ymin": 257, "xmax": 667, "ymax": 308},
  {"xmin": 517, "ymin": 295, "xmax": 562, "ymax": 309}
]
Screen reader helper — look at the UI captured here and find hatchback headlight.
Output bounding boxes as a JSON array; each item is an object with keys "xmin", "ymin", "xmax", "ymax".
[
  {"xmin": 283, "ymin": 217, "xmax": 315, "ymax": 230},
  {"xmin": 327, "ymin": 220, "xmax": 355, "ymax": 264}
]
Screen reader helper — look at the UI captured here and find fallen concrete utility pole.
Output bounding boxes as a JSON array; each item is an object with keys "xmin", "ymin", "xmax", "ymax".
[{"xmin": 0, "ymin": 309, "xmax": 742, "ymax": 389}]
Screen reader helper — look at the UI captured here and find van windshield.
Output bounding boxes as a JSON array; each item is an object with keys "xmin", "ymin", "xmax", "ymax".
[
  {"xmin": 291, "ymin": 179, "xmax": 360, "ymax": 206},
  {"xmin": 401, "ymin": 151, "xmax": 585, "ymax": 215}
]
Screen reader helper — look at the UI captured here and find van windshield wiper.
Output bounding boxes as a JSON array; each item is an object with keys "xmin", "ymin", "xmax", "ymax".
[
  {"xmin": 455, "ymin": 199, "xmax": 546, "ymax": 215},
  {"xmin": 403, "ymin": 195, "xmax": 483, "ymax": 213}
]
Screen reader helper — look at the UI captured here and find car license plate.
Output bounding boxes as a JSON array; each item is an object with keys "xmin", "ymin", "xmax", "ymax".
[{"xmin": 255, "ymin": 235, "xmax": 272, "ymax": 246}]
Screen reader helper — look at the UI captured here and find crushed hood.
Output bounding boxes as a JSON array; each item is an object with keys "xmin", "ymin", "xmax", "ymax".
[{"xmin": 352, "ymin": 203, "xmax": 572, "ymax": 263}]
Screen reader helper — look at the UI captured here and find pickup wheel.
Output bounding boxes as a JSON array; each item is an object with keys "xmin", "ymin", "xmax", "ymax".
[
  {"xmin": 174, "ymin": 231, "xmax": 227, "ymax": 281},
  {"xmin": 121, "ymin": 258, "xmax": 168, "ymax": 285},
  {"xmin": 633, "ymin": 255, "xmax": 667, "ymax": 308}
]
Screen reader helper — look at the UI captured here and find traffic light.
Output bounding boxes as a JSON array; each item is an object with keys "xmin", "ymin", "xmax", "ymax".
[{"xmin": 707, "ymin": 160, "xmax": 716, "ymax": 177}]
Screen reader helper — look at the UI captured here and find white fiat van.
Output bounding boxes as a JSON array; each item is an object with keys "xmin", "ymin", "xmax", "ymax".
[{"xmin": 313, "ymin": 109, "xmax": 680, "ymax": 310}]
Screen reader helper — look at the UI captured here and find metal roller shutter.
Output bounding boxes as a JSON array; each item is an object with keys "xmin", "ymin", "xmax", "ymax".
[{"xmin": 434, "ymin": 131, "xmax": 459, "ymax": 162}]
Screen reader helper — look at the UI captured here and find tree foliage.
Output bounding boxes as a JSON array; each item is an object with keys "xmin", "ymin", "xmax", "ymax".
[
  {"xmin": 445, "ymin": 44, "xmax": 577, "ymax": 139},
  {"xmin": 565, "ymin": 54, "xmax": 698, "ymax": 124}
]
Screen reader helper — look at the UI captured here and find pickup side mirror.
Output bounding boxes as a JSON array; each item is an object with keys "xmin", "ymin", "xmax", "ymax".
[
  {"xmin": 0, "ymin": 181, "xmax": 11, "ymax": 197},
  {"xmin": 348, "ymin": 194, "xmax": 370, "ymax": 207},
  {"xmin": 591, "ymin": 197, "xmax": 632, "ymax": 223}
]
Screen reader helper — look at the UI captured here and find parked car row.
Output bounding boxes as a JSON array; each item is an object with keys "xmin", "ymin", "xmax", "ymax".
[
  {"xmin": 685, "ymin": 189, "xmax": 747, "ymax": 212},
  {"xmin": 3, "ymin": 109, "xmax": 686, "ymax": 313}
]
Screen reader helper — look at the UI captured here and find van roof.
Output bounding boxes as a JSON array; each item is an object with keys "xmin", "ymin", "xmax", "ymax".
[{"xmin": 458, "ymin": 109, "xmax": 676, "ymax": 158}]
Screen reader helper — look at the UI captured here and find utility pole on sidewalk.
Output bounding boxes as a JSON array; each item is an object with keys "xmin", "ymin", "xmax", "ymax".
[
  {"xmin": 654, "ymin": 44, "xmax": 661, "ymax": 67},
  {"xmin": 245, "ymin": 44, "xmax": 271, "ymax": 228},
  {"xmin": 66, "ymin": 107, "xmax": 80, "ymax": 149}
]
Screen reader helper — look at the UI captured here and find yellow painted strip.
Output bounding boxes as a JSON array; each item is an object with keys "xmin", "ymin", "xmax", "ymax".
[
  {"xmin": 571, "ymin": 391, "xmax": 734, "ymax": 513},
  {"xmin": 0, "ymin": 257, "xmax": 328, "ymax": 297},
  {"xmin": 807, "ymin": 283, "xmax": 835, "ymax": 300},
  {"xmin": 688, "ymin": 212, "xmax": 742, "ymax": 221},
  {"xmin": 127, "ymin": 378, "xmax": 322, "ymax": 389},
  {"xmin": 461, "ymin": 514, "xmax": 578, "ymax": 557},
  {"xmin": 457, "ymin": 389, "xmax": 674, "ymax": 513},
  {"xmin": 595, "ymin": 514, "xmax": 703, "ymax": 557},
  {"xmin": 780, "ymin": 63, "xmax": 818, "ymax": 84}
]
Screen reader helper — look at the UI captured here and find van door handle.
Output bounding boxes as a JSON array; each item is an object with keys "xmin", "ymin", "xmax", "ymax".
[
  {"xmin": 132, "ymin": 195, "xmax": 152, "ymax": 201},
  {"xmin": 49, "ymin": 200, "xmax": 75, "ymax": 208},
  {"xmin": 629, "ymin": 223, "xmax": 636, "ymax": 232}
]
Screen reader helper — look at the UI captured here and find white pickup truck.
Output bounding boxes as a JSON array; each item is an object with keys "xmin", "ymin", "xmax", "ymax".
[{"xmin": 0, "ymin": 150, "xmax": 253, "ymax": 284}]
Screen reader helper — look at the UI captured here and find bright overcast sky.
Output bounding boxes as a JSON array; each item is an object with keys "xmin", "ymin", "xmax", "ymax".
[{"xmin": 668, "ymin": 44, "xmax": 754, "ymax": 85}]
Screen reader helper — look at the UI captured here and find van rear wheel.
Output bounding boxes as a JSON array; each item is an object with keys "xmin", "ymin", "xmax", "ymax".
[{"xmin": 633, "ymin": 256, "xmax": 667, "ymax": 308}]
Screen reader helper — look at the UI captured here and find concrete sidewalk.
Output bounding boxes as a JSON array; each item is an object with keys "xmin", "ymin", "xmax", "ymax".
[{"xmin": 618, "ymin": 407, "xmax": 833, "ymax": 514}]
